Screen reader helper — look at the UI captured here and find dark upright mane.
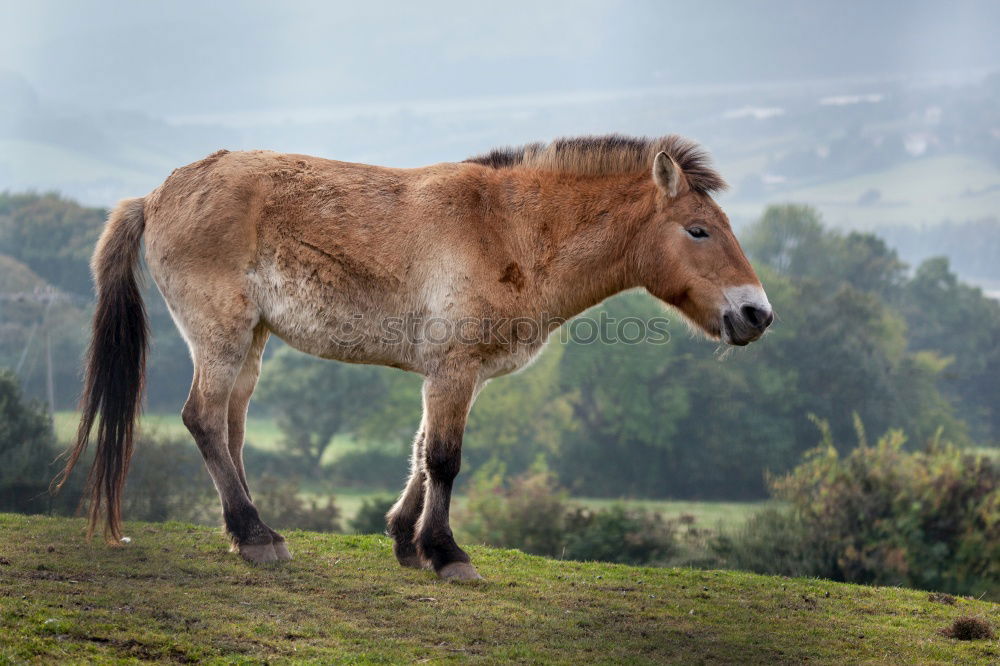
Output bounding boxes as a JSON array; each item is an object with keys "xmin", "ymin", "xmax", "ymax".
[{"xmin": 464, "ymin": 134, "xmax": 727, "ymax": 195}]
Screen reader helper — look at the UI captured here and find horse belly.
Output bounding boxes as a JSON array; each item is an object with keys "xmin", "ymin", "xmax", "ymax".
[{"xmin": 250, "ymin": 261, "xmax": 422, "ymax": 370}]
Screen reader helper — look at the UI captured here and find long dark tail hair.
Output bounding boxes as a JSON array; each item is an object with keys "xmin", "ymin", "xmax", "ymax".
[{"xmin": 53, "ymin": 197, "xmax": 149, "ymax": 542}]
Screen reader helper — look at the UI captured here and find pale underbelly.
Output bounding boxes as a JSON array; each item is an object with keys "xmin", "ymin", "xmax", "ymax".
[{"xmin": 248, "ymin": 263, "xmax": 549, "ymax": 378}]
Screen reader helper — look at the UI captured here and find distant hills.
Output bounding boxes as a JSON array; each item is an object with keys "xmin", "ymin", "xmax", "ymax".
[{"xmin": 2, "ymin": 67, "xmax": 998, "ymax": 287}]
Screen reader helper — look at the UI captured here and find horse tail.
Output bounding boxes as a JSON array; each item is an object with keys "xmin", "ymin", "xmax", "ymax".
[{"xmin": 53, "ymin": 197, "xmax": 149, "ymax": 542}]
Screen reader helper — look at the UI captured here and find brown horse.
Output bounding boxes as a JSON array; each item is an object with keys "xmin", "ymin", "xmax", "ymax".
[{"xmin": 57, "ymin": 135, "xmax": 772, "ymax": 580}]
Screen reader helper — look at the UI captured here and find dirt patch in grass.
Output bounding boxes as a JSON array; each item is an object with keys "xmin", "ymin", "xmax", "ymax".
[{"xmin": 929, "ymin": 592, "xmax": 958, "ymax": 606}]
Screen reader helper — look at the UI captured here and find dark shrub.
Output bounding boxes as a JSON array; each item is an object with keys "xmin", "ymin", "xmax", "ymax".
[
  {"xmin": 711, "ymin": 507, "xmax": 832, "ymax": 579},
  {"xmin": 244, "ymin": 444, "xmax": 318, "ymax": 480},
  {"xmin": 457, "ymin": 460, "xmax": 678, "ymax": 565},
  {"xmin": 252, "ymin": 475, "xmax": 341, "ymax": 533},
  {"xmin": 714, "ymin": 419, "xmax": 1000, "ymax": 598},
  {"xmin": 563, "ymin": 504, "xmax": 677, "ymax": 565},
  {"xmin": 941, "ymin": 616, "xmax": 994, "ymax": 640},
  {"xmin": 348, "ymin": 495, "xmax": 396, "ymax": 534},
  {"xmin": 125, "ymin": 434, "xmax": 341, "ymax": 532},
  {"xmin": 330, "ymin": 447, "xmax": 408, "ymax": 490},
  {"xmin": 122, "ymin": 433, "xmax": 215, "ymax": 524},
  {"xmin": 457, "ymin": 460, "xmax": 568, "ymax": 557},
  {"xmin": 0, "ymin": 370, "xmax": 81, "ymax": 514}
]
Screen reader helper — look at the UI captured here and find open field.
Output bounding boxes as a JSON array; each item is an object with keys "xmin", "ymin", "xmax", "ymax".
[
  {"xmin": 53, "ymin": 411, "xmax": 352, "ymax": 461},
  {"xmin": 53, "ymin": 410, "xmax": 284, "ymax": 452},
  {"xmin": 316, "ymin": 491, "xmax": 770, "ymax": 534},
  {"xmin": 3, "ymin": 514, "xmax": 998, "ymax": 664},
  {"xmin": 575, "ymin": 498, "xmax": 767, "ymax": 533},
  {"xmin": 53, "ymin": 412, "xmax": 771, "ymax": 531}
]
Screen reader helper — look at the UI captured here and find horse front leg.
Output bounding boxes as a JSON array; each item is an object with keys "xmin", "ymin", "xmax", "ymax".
[{"xmin": 413, "ymin": 368, "xmax": 481, "ymax": 581}]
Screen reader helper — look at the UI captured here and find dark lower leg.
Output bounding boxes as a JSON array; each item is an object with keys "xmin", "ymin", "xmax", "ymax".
[
  {"xmin": 415, "ymin": 434, "xmax": 472, "ymax": 575},
  {"xmin": 220, "ymin": 494, "xmax": 272, "ymax": 546},
  {"xmin": 416, "ymin": 485, "xmax": 468, "ymax": 572},
  {"xmin": 183, "ymin": 387, "xmax": 286, "ymax": 561},
  {"xmin": 409, "ymin": 369, "xmax": 479, "ymax": 579}
]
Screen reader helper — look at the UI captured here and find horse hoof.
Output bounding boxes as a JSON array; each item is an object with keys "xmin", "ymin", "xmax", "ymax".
[
  {"xmin": 239, "ymin": 543, "xmax": 278, "ymax": 564},
  {"xmin": 272, "ymin": 540, "xmax": 292, "ymax": 561},
  {"xmin": 438, "ymin": 562, "xmax": 483, "ymax": 582}
]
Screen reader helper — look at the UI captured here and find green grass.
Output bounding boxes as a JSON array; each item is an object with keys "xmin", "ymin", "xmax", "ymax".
[
  {"xmin": 574, "ymin": 498, "xmax": 768, "ymax": 533},
  {"xmin": 53, "ymin": 411, "xmax": 350, "ymax": 460},
  {"xmin": 53, "ymin": 410, "xmax": 284, "ymax": 451},
  {"xmin": 2, "ymin": 514, "xmax": 998, "ymax": 664}
]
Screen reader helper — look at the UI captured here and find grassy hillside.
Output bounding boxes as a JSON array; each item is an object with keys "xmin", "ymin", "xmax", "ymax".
[
  {"xmin": 2, "ymin": 515, "xmax": 998, "ymax": 664},
  {"xmin": 725, "ymin": 153, "xmax": 1000, "ymax": 230}
]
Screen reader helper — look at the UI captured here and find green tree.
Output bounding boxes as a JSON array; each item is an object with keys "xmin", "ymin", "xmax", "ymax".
[
  {"xmin": 0, "ymin": 370, "xmax": 73, "ymax": 514},
  {"xmin": 256, "ymin": 347, "xmax": 407, "ymax": 469},
  {"xmin": 0, "ymin": 254, "xmax": 90, "ymax": 409},
  {"xmin": 554, "ymin": 291, "xmax": 693, "ymax": 496},
  {"xmin": 900, "ymin": 257, "xmax": 1000, "ymax": 443},
  {"xmin": 744, "ymin": 204, "xmax": 905, "ymax": 299},
  {"xmin": 743, "ymin": 205, "xmax": 965, "ymax": 446},
  {"xmin": 465, "ymin": 339, "xmax": 573, "ymax": 474},
  {"xmin": 742, "ymin": 204, "xmax": 831, "ymax": 278},
  {"xmin": 0, "ymin": 191, "xmax": 199, "ymax": 411},
  {"xmin": 0, "ymin": 192, "xmax": 104, "ymax": 296}
]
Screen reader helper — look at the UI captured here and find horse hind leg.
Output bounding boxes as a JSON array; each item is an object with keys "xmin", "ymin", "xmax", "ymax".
[
  {"xmin": 227, "ymin": 325, "xmax": 270, "ymax": 498},
  {"xmin": 170, "ymin": 286, "xmax": 288, "ymax": 563},
  {"xmin": 223, "ymin": 325, "xmax": 290, "ymax": 560}
]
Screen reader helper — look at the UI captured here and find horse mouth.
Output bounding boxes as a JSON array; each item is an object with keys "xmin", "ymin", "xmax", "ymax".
[{"xmin": 722, "ymin": 313, "xmax": 758, "ymax": 346}]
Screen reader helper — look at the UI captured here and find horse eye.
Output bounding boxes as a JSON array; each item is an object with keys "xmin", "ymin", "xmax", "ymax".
[{"xmin": 687, "ymin": 227, "xmax": 709, "ymax": 239}]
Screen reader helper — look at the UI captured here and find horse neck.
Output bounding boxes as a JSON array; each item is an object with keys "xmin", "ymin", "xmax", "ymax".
[{"xmin": 507, "ymin": 171, "xmax": 656, "ymax": 320}]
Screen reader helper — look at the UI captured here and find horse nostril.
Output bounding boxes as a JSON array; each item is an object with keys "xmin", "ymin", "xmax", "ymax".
[{"xmin": 741, "ymin": 305, "xmax": 773, "ymax": 331}]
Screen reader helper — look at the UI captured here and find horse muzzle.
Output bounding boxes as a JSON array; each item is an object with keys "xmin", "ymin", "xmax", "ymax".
[
  {"xmin": 722, "ymin": 304, "xmax": 773, "ymax": 346},
  {"xmin": 720, "ymin": 285, "xmax": 773, "ymax": 346}
]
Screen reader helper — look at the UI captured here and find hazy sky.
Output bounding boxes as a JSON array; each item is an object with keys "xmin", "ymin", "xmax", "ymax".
[{"xmin": 3, "ymin": 0, "xmax": 999, "ymax": 116}]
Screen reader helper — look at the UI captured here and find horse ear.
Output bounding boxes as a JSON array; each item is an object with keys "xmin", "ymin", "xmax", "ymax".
[{"xmin": 652, "ymin": 151, "xmax": 687, "ymax": 197}]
